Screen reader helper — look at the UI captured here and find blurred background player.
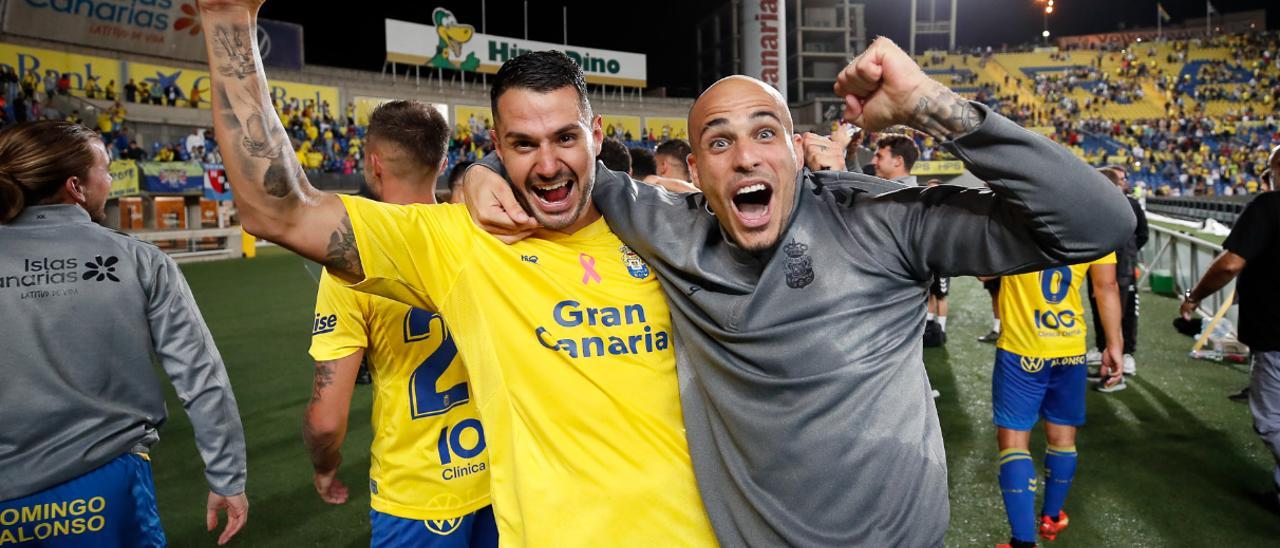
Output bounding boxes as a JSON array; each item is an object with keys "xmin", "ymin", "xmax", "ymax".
[
  {"xmin": 925, "ymin": 178, "xmax": 949, "ymax": 344},
  {"xmin": 596, "ymin": 137, "xmax": 631, "ymax": 174},
  {"xmin": 641, "ymin": 139, "xmax": 699, "ymax": 192},
  {"xmin": 1087, "ymin": 166, "xmax": 1148, "ymax": 379},
  {"xmin": 303, "ymin": 100, "xmax": 495, "ymax": 547},
  {"xmin": 629, "ymin": 146, "xmax": 657, "ymax": 181},
  {"xmin": 991, "ymin": 254, "xmax": 1124, "ymax": 548},
  {"xmin": 980, "ymin": 277, "xmax": 1003, "ymax": 343},
  {"xmin": 0, "ymin": 120, "xmax": 248, "ymax": 546},
  {"xmin": 445, "ymin": 160, "xmax": 473, "ymax": 205},
  {"xmin": 870, "ymin": 133, "xmax": 920, "ymax": 186},
  {"xmin": 653, "ymin": 138, "xmax": 694, "ymax": 184},
  {"xmin": 1180, "ymin": 145, "xmax": 1279, "ymax": 507}
]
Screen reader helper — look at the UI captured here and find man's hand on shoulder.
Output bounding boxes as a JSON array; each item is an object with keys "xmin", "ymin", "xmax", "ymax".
[
  {"xmin": 802, "ymin": 125, "xmax": 854, "ymax": 172},
  {"xmin": 462, "ymin": 164, "xmax": 540, "ymax": 244}
]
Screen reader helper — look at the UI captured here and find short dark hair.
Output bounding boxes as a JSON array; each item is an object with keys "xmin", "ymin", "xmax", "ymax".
[
  {"xmin": 367, "ymin": 100, "xmax": 449, "ymax": 175},
  {"xmin": 654, "ymin": 138, "xmax": 692, "ymax": 179},
  {"xmin": 598, "ymin": 138, "xmax": 631, "ymax": 173},
  {"xmin": 654, "ymin": 138, "xmax": 692, "ymax": 163},
  {"xmin": 1097, "ymin": 166, "xmax": 1126, "ymax": 187},
  {"xmin": 875, "ymin": 134, "xmax": 920, "ymax": 171},
  {"xmin": 490, "ymin": 51, "xmax": 591, "ymax": 121},
  {"xmin": 629, "ymin": 147, "xmax": 656, "ymax": 178}
]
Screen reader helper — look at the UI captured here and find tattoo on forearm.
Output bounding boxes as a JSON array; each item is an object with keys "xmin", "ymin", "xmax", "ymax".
[
  {"xmin": 262, "ymin": 145, "xmax": 302, "ymax": 197},
  {"xmin": 911, "ymin": 84, "xmax": 983, "ymax": 141},
  {"xmin": 324, "ymin": 214, "xmax": 364, "ymax": 279},
  {"xmin": 311, "ymin": 360, "xmax": 338, "ymax": 402},
  {"xmin": 242, "ymin": 107, "xmax": 282, "ymax": 159},
  {"xmin": 213, "ymin": 26, "xmax": 256, "ymax": 80}
]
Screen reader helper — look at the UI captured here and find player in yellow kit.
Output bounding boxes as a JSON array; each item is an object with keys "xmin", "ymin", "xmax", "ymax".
[
  {"xmin": 303, "ymin": 101, "xmax": 495, "ymax": 547},
  {"xmin": 312, "ymin": 59, "xmax": 712, "ymax": 544},
  {"xmin": 991, "ymin": 253, "xmax": 1124, "ymax": 548},
  {"xmin": 199, "ymin": 2, "xmax": 716, "ymax": 542}
]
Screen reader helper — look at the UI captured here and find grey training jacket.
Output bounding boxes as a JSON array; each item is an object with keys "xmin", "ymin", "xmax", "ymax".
[
  {"xmin": 479, "ymin": 103, "xmax": 1134, "ymax": 546},
  {"xmin": 0, "ymin": 205, "xmax": 246, "ymax": 501}
]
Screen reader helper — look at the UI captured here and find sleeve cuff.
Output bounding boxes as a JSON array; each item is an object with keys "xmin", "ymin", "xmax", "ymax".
[{"xmin": 938, "ymin": 101, "xmax": 997, "ymax": 149}]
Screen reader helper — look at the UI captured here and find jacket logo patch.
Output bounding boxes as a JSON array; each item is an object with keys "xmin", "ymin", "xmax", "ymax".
[
  {"xmin": 783, "ymin": 239, "xmax": 814, "ymax": 289},
  {"xmin": 83, "ymin": 255, "xmax": 120, "ymax": 282}
]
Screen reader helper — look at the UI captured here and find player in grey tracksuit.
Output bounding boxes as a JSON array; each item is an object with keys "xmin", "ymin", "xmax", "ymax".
[
  {"xmin": 472, "ymin": 41, "xmax": 1134, "ymax": 546},
  {"xmin": 0, "ymin": 120, "xmax": 247, "ymax": 546}
]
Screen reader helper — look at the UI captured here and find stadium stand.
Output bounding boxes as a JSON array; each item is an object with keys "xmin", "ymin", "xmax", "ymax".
[
  {"xmin": 2, "ymin": 28, "xmax": 1273, "ymax": 232},
  {"xmin": 907, "ymin": 30, "xmax": 1277, "ymax": 198}
]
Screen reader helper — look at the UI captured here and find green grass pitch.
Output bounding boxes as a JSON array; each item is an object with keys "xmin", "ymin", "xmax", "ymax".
[{"xmin": 148, "ymin": 247, "xmax": 1280, "ymax": 546}]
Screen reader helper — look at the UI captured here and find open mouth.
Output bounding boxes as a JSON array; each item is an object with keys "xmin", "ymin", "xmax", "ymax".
[
  {"xmin": 531, "ymin": 179, "xmax": 575, "ymax": 208},
  {"xmin": 731, "ymin": 182, "xmax": 772, "ymax": 227}
]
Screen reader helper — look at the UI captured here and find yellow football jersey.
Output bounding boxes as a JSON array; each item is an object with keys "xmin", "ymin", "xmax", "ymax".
[
  {"xmin": 310, "ymin": 272, "xmax": 490, "ymax": 520},
  {"xmin": 997, "ymin": 253, "xmax": 1117, "ymax": 359},
  {"xmin": 336, "ymin": 195, "xmax": 716, "ymax": 547}
]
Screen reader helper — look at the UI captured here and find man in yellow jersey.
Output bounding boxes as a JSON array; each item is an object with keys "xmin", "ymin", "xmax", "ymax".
[
  {"xmin": 198, "ymin": 1, "xmax": 715, "ymax": 544},
  {"xmin": 991, "ymin": 254, "xmax": 1124, "ymax": 548},
  {"xmin": 303, "ymin": 100, "xmax": 495, "ymax": 547}
]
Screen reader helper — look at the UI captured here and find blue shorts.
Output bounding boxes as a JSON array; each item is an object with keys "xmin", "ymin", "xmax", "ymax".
[
  {"xmin": 992, "ymin": 348, "xmax": 1088, "ymax": 430},
  {"xmin": 0, "ymin": 453, "xmax": 164, "ymax": 547},
  {"xmin": 370, "ymin": 506, "xmax": 497, "ymax": 548}
]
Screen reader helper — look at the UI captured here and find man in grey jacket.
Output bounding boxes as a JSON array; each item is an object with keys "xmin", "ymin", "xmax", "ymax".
[
  {"xmin": 0, "ymin": 120, "xmax": 248, "ymax": 546},
  {"xmin": 465, "ymin": 37, "xmax": 1134, "ymax": 546}
]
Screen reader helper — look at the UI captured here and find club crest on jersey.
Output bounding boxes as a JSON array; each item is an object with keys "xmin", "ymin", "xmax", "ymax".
[
  {"xmin": 425, "ymin": 517, "xmax": 463, "ymax": 536},
  {"xmin": 783, "ymin": 239, "xmax": 814, "ymax": 288},
  {"xmin": 1020, "ymin": 356, "xmax": 1045, "ymax": 373},
  {"xmin": 619, "ymin": 245, "xmax": 650, "ymax": 279}
]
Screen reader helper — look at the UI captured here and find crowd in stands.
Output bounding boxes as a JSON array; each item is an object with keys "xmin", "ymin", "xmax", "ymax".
[
  {"xmin": 1047, "ymin": 114, "xmax": 1277, "ymax": 196},
  {"xmin": 4, "ymin": 29, "xmax": 1279, "ymax": 196},
  {"xmin": 907, "ymin": 31, "xmax": 1279, "ymax": 196},
  {"xmin": 276, "ymin": 98, "xmax": 365, "ymax": 174}
]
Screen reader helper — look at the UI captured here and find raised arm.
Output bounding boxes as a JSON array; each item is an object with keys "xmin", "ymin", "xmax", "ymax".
[
  {"xmin": 199, "ymin": 1, "xmax": 361, "ymax": 281},
  {"xmin": 834, "ymin": 38, "xmax": 1134, "ymax": 277}
]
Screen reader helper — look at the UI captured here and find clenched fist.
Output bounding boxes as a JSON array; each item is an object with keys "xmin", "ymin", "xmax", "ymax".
[{"xmin": 835, "ymin": 37, "xmax": 980, "ymax": 141}]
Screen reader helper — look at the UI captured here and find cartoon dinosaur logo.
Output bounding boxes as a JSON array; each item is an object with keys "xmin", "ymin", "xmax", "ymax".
[{"xmin": 429, "ymin": 8, "xmax": 480, "ymax": 71}]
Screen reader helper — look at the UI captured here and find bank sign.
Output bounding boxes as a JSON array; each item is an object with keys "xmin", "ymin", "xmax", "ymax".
[
  {"xmin": 385, "ymin": 8, "xmax": 646, "ymax": 88},
  {"xmin": 4, "ymin": 0, "xmax": 207, "ymax": 62}
]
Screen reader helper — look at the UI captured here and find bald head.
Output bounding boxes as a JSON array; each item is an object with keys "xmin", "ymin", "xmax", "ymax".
[
  {"xmin": 685, "ymin": 75, "xmax": 804, "ymax": 252},
  {"xmin": 690, "ymin": 76, "xmax": 794, "ymax": 142}
]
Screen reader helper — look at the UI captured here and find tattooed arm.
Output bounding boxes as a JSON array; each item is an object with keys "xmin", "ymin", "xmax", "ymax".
[
  {"xmin": 830, "ymin": 37, "xmax": 1133, "ymax": 278},
  {"xmin": 199, "ymin": 2, "xmax": 361, "ymax": 280},
  {"xmin": 302, "ymin": 352, "xmax": 362, "ymax": 505},
  {"xmin": 834, "ymin": 36, "xmax": 982, "ymax": 139}
]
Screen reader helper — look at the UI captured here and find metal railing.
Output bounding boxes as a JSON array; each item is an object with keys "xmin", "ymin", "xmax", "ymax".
[
  {"xmin": 128, "ymin": 227, "xmax": 244, "ymax": 263},
  {"xmin": 1138, "ymin": 224, "xmax": 1236, "ymax": 332},
  {"xmin": 1145, "ymin": 195, "xmax": 1250, "ymax": 227}
]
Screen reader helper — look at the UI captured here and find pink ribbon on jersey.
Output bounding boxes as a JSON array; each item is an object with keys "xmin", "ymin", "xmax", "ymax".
[{"xmin": 580, "ymin": 253, "xmax": 601, "ymax": 285}]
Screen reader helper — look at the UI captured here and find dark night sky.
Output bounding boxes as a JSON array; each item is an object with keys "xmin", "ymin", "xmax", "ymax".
[{"xmin": 259, "ymin": 0, "xmax": 1275, "ymax": 98}]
